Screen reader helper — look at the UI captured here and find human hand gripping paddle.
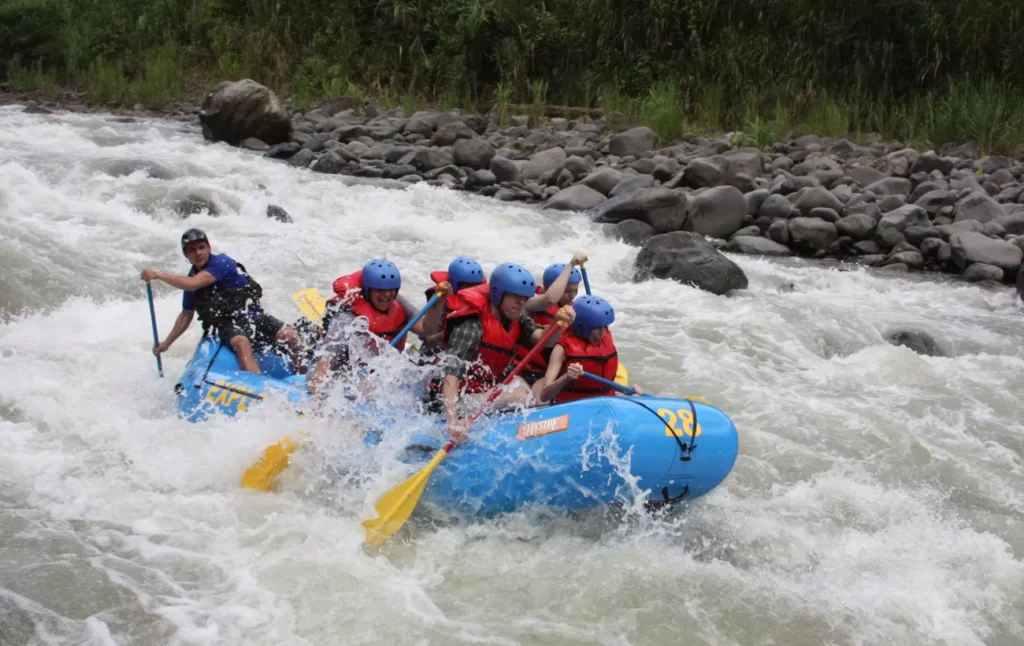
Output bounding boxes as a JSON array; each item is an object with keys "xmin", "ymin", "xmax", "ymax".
[
  {"xmin": 240, "ymin": 286, "xmax": 449, "ymax": 492},
  {"xmin": 146, "ymin": 283, "xmax": 164, "ymax": 378},
  {"xmin": 361, "ymin": 318, "xmax": 567, "ymax": 546}
]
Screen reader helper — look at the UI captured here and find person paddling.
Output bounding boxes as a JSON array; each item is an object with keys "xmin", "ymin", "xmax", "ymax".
[
  {"xmin": 306, "ymin": 259, "xmax": 446, "ymax": 396},
  {"xmin": 418, "ymin": 256, "xmax": 486, "ymax": 357},
  {"xmin": 515, "ymin": 253, "xmax": 588, "ymax": 396},
  {"xmin": 140, "ymin": 228, "xmax": 304, "ymax": 374},
  {"xmin": 427, "ymin": 262, "xmax": 575, "ymax": 443},
  {"xmin": 539, "ymin": 295, "xmax": 643, "ymax": 403}
]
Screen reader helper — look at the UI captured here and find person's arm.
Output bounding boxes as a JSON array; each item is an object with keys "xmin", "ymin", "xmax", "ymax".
[
  {"xmin": 439, "ymin": 318, "xmax": 483, "ymax": 443},
  {"xmin": 398, "ymin": 283, "xmax": 449, "ymax": 338},
  {"xmin": 141, "ymin": 268, "xmax": 216, "ymax": 292},
  {"xmin": 306, "ymin": 311, "xmax": 356, "ymax": 394},
  {"xmin": 305, "ymin": 355, "xmax": 333, "ymax": 397},
  {"xmin": 538, "ymin": 345, "xmax": 584, "ymax": 403},
  {"xmin": 522, "ymin": 307, "xmax": 575, "ymax": 348},
  {"xmin": 526, "ymin": 252, "xmax": 588, "ymax": 312},
  {"xmin": 155, "ymin": 309, "xmax": 195, "ymax": 353}
]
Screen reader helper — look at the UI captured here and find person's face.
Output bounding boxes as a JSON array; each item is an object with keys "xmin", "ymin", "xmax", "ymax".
[
  {"xmin": 369, "ymin": 288, "xmax": 397, "ymax": 311},
  {"xmin": 560, "ymin": 282, "xmax": 579, "ymax": 306},
  {"xmin": 184, "ymin": 240, "xmax": 210, "ymax": 268},
  {"xmin": 499, "ymin": 293, "xmax": 528, "ymax": 319}
]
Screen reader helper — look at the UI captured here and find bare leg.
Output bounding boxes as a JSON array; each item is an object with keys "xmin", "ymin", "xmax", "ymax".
[
  {"xmin": 466, "ymin": 376, "xmax": 534, "ymax": 414},
  {"xmin": 229, "ymin": 335, "xmax": 261, "ymax": 373}
]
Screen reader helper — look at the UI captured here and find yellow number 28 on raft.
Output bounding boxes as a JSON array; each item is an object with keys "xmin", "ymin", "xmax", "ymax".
[{"xmin": 657, "ymin": 408, "xmax": 702, "ymax": 438}]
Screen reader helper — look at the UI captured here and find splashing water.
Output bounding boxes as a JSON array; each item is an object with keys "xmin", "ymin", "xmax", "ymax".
[{"xmin": 1, "ymin": 107, "xmax": 1023, "ymax": 645}]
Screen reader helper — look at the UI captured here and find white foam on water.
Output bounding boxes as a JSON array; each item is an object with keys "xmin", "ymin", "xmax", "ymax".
[{"xmin": 1, "ymin": 106, "xmax": 1023, "ymax": 645}]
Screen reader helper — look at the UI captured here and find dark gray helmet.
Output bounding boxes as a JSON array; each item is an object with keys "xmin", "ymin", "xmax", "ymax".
[{"xmin": 180, "ymin": 228, "xmax": 208, "ymax": 255}]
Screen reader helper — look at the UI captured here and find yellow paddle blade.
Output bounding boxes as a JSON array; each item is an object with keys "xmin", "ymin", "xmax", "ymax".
[
  {"xmin": 241, "ymin": 435, "xmax": 299, "ymax": 491},
  {"xmin": 615, "ymin": 362, "xmax": 630, "ymax": 386},
  {"xmin": 292, "ymin": 288, "xmax": 327, "ymax": 325},
  {"xmin": 362, "ymin": 446, "xmax": 451, "ymax": 546}
]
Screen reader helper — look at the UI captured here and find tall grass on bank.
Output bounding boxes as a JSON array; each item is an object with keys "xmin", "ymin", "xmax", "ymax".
[{"xmin": 3, "ymin": 0, "xmax": 1024, "ymax": 152}]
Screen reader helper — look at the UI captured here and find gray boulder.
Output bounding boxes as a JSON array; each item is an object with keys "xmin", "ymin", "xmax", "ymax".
[
  {"xmin": 489, "ymin": 156, "xmax": 520, "ymax": 183},
  {"xmin": 634, "ymin": 231, "xmax": 749, "ymax": 295},
  {"xmin": 581, "ymin": 167, "xmax": 625, "ymax": 195},
  {"xmin": 401, "ymin": 148, "xmax": 454, "ymax": 171},
  {"xmin": 464, "ymin": 169, "xmax": 497, "ymax": 190},
  {"xmin": 847, "ymin": 166, "xmax": 888, "ymax": 187},
  {"xmin": 521, "ymin": 148, "xmax": 567, "ymax": 180},
  {"xmin": 964, "ymin": 263, "xmax": 1004, "ymax": 282},
  {"xmin": 545, "ymin": 185, "xmax": 606, "ymax": 212},
  {"xmin": 887, "ymin": 330, "xmax": 944, "ymax": 356},
  {"xmin": 789, "ymin": 217, "xmax": 838, "ymax": 252},
  {"xmin": 723, "ymin": 236, "xmax": 793, "ymax": 256},
  {"xmin": 794, "ymin": 187, "xmax": 845, "ymax": 216},
  {"xmin": 757, "ymin": 193, "xmax": 794, "ymax": 220},
  {"xmin": 684, "ymin": 186, "xmax": 748, "ymax": 239},
  {"xmin": 949, "ymin": 231, "xmax": 1024, "ymax": 272},
  {"xmin": 877, "ymin": 205, "xmax": 930, "ymax": 234},
  {"xmin": 199, "ymin": 79, "xmax": 292, "ymax": 146},
  {"xmin": 609, "ymin": 174, "xmax": 656, "ymax": 197},
  {"xmin": 612, "ymin": 220, "xmax": 656, "ymax": 247},
  {"xmin": 955, "ymin": 192, "xmax": 1007, "ymax": 223},
  {"xmin": 836, "ymin": 213, "xmax": 876, "ymax": 240},
  {"xmin": 866, "ymin": 177, "xmax": 913, "ymax": 197},
  {"xmin": 589, "ymin": 188, "xmax": 687, "ymax": 234},
  {"xmin": 453, "ymin": 137, "xmax": 496, "ymax": 169},
  {"xmin": 609, "ymin": 127, "xmax": 656, "ymax": 157}
]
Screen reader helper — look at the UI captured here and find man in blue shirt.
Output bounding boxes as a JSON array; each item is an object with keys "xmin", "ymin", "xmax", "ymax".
[{"xmin": 140, "ymin": 228, "xmax": 304, "ymax": 374}]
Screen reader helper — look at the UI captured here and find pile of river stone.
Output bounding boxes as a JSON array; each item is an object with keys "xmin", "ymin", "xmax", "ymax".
[{"xmin": 198, "ymin": 80, "xmax": 1024, "ymax": 296}]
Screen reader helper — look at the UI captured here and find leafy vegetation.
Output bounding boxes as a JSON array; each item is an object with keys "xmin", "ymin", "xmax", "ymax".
[{"xmin": 3, "ymin": 0, "xmax": 1024, "ymax": 152}]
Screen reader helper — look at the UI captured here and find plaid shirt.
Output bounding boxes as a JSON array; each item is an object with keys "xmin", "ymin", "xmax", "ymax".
[{"xmin": 442, "ymin": 313, "xmax": 541, "ymax": 378}]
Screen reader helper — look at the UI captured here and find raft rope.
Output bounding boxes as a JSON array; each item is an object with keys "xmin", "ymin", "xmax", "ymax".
[{"xmin": 618, "ymin": 395, "xmax": 698, "ymax": 462}]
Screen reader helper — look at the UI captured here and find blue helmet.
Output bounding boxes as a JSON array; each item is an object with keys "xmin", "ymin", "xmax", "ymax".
[
  {"xmin": 447, "ymin": 257, "xmax": 485, "ymax": 292},
  {"xmin": 542, "ymin": 263, "xmax": 582, "ymax": 290},
  {"xmin": 572, "ymin": 295, "xmax": 615, "ymax": 338},
  {"xmin": 489, "ymin": 263, "xmax": 536, "ymax": 306},
  {"xmin": 361, "ymin": 259, "xmax": 401, "ymax": 291}
]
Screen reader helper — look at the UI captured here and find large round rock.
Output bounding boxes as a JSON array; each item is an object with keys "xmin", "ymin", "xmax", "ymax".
[
  {"xmin": 634, "ymin": 231, "xmax": 749, "ymax": 295},
  {"xmin": 199, "ymin": 79, "xmax": 292, "ymax": 146},
  {"xmin": 588, "ymin": 188, "xmax": 687, "ymax": 234}
]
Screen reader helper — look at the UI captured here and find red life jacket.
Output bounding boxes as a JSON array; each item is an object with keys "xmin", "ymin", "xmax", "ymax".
[
  {"xmin": 513, "ymin": 287, "xmax": 558, "ymax": 372},
  {"xmin": 325, "ymin": 270, "xmax": 408, "ymax": 352},
  {"xmin": 424, "ymin": 270, "xmax": 487, "ymax": 300},
  {"xmin": 444, "ymin": 284, "xmax": 520, "ymax": 393},
  {"xmin": 554, "ymin": 328, "xmax": 618, "ymax": 403}
]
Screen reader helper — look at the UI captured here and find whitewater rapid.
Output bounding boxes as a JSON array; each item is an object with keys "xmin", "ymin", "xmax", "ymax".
[{"xmin": 1, "ymin": 106, "xmax": 1023, "ymax": 646}]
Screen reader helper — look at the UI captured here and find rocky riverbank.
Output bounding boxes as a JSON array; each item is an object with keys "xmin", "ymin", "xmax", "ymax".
[{"xmin": 7, "ymin": 80, "xmax": 1024, "ymax": 301}]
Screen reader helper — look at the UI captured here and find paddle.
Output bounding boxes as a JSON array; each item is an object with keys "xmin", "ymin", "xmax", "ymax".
[
  {"xmin": 146, "ymin": 283, "xmax": 163, "ymax": 378},
  {"xmin": 292, "ymin": 287, "xmax": 327, "ymax": 325},
  {"xmin": 582, "ymin": 370, "xmax": 637, "ymax": 395},
  {"xmin": 362, "ymin": 318, "xmax": 566, "ymax": 546},
  {"xmin": 579, "ymin": 370, "xmax": 710, "ymax": 404},
  {"xmin": 576, "ymin": 266, "xmax": 628, "ymax": 386},
  {"xmin": 240, "ymin": 289, "xmax": 448, "ymax": 492},
  {"xmin": 580, "ymin": 264, "xmax": 592, "ymax": 296}
]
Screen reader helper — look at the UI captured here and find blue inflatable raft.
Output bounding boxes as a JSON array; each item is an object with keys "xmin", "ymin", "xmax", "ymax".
[{"xmin": 174, "ymin": 337, "xmax": 740, "ymax": 514}]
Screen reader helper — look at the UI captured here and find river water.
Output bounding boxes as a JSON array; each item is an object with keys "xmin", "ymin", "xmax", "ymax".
[{"xmin": 1, "ymin": 107, "xmax": 1022, "ymax": 646}]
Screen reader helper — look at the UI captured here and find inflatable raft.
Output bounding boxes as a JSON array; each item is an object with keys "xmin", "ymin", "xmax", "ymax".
[{"xmin": 174, "ymin": 338, "xmax": 739, "ymax": 514}]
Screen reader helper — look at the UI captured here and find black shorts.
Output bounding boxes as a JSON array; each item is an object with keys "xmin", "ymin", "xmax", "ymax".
[{"xmin": 216, "ymin": 312, "xmax": 285, "ymax": 349}]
